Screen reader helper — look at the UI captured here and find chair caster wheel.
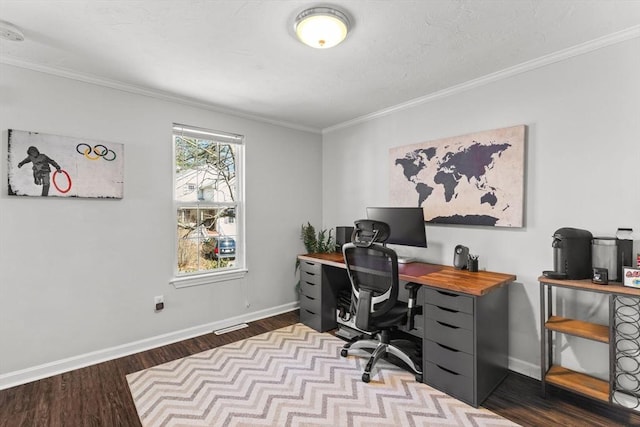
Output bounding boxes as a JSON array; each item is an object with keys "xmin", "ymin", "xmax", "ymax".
[
  {"xmin": 362, "ymin": 373, "xmax": 370, "ymax": 383},
  {"xmin": 415, "ymin": 374, "xmax": 423, "ymax": 383},
  {"xmin": 341, "ymin": 349, "xmax": 348, "ymax": 357}
]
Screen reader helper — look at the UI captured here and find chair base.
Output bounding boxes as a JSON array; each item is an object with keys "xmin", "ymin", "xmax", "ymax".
[{"xmin": 341, "ymin": 336, "xmax": 423, "ymax": 383}]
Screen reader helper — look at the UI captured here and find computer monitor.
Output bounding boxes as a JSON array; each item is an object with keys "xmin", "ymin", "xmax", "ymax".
[{"xmin": 366, "ymin": 207, "xmax": 427, "ymax": 248}]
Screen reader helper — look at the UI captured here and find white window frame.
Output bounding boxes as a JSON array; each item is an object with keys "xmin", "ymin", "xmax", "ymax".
[{"xmin": 170, "ymin": 123, "xmax": 247, "ymax": 288}]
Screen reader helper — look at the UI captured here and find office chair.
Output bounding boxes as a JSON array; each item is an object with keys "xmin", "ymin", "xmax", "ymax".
[{"xmin": 340, "ymin": 219, "xmax": 423, "ymax": 383}]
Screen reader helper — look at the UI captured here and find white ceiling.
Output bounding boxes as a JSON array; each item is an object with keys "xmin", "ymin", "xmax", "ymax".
[{"xmin": 1, "ymin": 1, "xmax": 639, "ymax": 132}]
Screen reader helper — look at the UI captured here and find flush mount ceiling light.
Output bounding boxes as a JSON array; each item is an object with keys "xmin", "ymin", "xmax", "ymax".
[
  {"xmin": 0, "ymin": 20, "xmax": 25, "ymax": 42},
  {"xmin": 294, "ymin": 7, "xmax": 350, "ymax": 49}
]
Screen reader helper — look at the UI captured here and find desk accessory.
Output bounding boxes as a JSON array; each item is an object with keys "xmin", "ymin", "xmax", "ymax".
[
  {"xmin": 467, "ymin": 255, "xmax": 479, "ymax": 272},
  {"xmin": 453, "ymin": 245, "xmax": 469, "ymax": 269}
]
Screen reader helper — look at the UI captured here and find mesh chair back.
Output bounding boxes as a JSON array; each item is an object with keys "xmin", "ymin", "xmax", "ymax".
[{"xmin": 343, "ymin": 243, "xmax": 399, "ymax": 328}]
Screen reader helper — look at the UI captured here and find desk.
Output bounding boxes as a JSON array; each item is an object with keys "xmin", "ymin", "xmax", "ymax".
[{"xmin": 297, "ymin": 252, "xmax": 516, "ymax": 407}]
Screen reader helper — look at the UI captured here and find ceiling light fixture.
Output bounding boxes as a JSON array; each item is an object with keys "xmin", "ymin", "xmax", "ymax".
[
  {"xmin": 294, "ymin": 7, "xmax": 350, "ymax": 49},
  {"xmin": 0, "ymin": 20, "xmax": 25, "ymax": 42}
]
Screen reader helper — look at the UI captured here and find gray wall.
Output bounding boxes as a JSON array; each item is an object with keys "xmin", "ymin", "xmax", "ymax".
[
  {"xmin": 0, "ymin": 64, "xmax": 322, "ymax": 387},
  {"xmin": 322, "ymin": 38, "xmax": 640, "ymax": 378},
  {"xmin": 1, "ymin": 35, "xmax": 638, "ymax": 388}
]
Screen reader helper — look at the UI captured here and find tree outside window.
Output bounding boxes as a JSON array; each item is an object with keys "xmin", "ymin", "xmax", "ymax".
[{"xmin": 173, "ymin": 124, "xmax": 244, "ymax": 278}]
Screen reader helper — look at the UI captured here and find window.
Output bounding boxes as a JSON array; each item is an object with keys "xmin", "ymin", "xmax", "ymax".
[{"xmin": 171, "ymin": 124, "xmax": 246, "ymax": 287}]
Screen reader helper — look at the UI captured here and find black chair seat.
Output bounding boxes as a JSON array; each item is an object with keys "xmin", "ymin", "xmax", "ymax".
[{"xmin": 369, "ymin": 304, "xmax": 407, "ymax": 329}]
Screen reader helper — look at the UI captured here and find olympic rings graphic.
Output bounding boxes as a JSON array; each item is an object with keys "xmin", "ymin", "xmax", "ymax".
[
  {"xmin": 52, "ymin": 169, "xmax": 72, "ymax": 194},
  {"xmin": 75, "ymin": 143, "xmax": 117, "ymax": 161}
]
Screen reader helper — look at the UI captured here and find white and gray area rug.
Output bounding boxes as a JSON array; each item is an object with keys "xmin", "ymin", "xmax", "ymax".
[{"xmin": 127, "ymin": 323, "xmax": 519, "ymax": 426}]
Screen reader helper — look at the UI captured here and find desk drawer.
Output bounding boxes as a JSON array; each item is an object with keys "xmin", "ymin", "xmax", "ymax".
[
  {"xmin": 424, "ymin": 304, "xmax": 473, "ymax": 330},
  {"xmin": 299, "ymin": 293, "xmax": 321, "ymax": 311},
  {"xmin": 423, "ymin": 288, "xmax": 473, "ymax": 314},
  {"xmin": 300, "ymin": 307, "xmax": 322, "ymax": 332},
  {"xmin": 424, "ymin": 361, "xmax": 474, "ymax": 405},
  {"xmin": 300, "ymin": 278, "xmax": 321, "ymax": 300},
  {"xmin": 423, "ymin": 339, "xmax": 473, "ymax": 377},
  {"xmin": 424, "ymin": 318, "xmax": 474, "ymax": 354},
  {"xmin": 300, "ymin": 269, "xmax": 321, "ymax": 286},
  {"xmin": 300, "ymin": 260, "xmax": 322, "ymax": 275}
]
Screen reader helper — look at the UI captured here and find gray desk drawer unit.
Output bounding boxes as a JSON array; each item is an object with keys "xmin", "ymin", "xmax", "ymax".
[
  {"xmin": 422, "ymin": 285, "xmax": 508, "ymax": 407},
  {"xmin": 299, "ymin": 259, "xmax": 348, "ymax": 332}
]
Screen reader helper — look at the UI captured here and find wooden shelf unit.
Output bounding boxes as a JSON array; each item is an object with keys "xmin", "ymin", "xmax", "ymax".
[{"xmin": 539, "ymin": 276, "xmax": 640, "ymax": 412}]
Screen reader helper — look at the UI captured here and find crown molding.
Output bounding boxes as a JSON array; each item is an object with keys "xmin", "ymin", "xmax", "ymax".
[
  {"xmin": 0, "ymin": 56, "xmax": 322, "ymax": 135},
  {"xmin": 323, "ymin": 25, "xmax": 640, "ymax": 134},
  {"xmin": 2, "ymin": 24, "xmax": 637, "ymax": 136}
]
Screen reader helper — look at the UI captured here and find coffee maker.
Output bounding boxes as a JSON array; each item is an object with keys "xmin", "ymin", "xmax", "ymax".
[{"xmin": 543, "ymin": 227, "xmax": 593, "ymax": 280}]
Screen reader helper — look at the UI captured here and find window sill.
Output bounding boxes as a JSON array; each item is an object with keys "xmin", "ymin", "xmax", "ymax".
[{"xmin": 170, "ymin": 268, "xmax": 248, "ymax": 289}]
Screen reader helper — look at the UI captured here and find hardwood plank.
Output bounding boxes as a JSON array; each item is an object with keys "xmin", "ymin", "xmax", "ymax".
[
  {"xmin": 484, "ymin": 370, "xmax": 639, "ymax": 427},
  {"xmin": 1, "ymin": 310, "xmax": 638, "ymax": 427},
  {"xmin": 545, "ymin": 316, "xmax": 610, "ymax": 343}
]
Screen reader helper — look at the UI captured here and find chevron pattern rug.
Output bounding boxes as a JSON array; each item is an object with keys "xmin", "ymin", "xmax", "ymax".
[{"xmin": 127, "ymin": 323, "xmax": 518, "ymax": 427}]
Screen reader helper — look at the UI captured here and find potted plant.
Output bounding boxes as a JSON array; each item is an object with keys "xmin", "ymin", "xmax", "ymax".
[
  {"xmin": 300, "ymin": 222, "xmax": 334, "ymax": 254},
  {"xmin": 295, "ymin": 222, "xmax": 334, "ymax": 291}
]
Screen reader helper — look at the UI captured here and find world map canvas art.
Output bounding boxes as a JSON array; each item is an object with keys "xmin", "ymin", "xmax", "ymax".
[{"xmin": 390, "ymin": 125, "xmax": 525, "ymax": 227}]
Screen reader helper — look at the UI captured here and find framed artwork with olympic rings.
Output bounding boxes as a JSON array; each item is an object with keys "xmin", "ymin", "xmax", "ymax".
[{"xmin": 7, "ymin": 129, "xmax": 124, "ymax": 198}]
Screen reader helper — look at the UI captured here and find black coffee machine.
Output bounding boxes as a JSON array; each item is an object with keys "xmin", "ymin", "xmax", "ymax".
[{"xmin": 543, "ymin": 227, "xmax": 593, "ymax": 280}]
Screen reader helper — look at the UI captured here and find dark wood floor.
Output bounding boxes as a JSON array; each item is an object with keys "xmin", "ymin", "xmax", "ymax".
[{"xmin": 1, "ymin": 310, "xmax": 638, "ymax": 427}]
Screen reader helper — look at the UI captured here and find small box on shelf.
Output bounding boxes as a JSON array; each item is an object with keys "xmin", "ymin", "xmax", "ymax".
[{"xmin": 623, "ymin": 267, "xmax": 640, "ymax": 288}]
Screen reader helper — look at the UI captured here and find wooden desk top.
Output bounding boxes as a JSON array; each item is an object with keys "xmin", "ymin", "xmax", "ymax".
[{"xmin": 298, "ymin": 252, "xmax": 516, "ymax": 296}]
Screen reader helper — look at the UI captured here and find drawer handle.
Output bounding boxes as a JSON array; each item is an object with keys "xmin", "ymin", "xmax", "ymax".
[
  {"xmin": 305, "ymin": 271, "xmax": 316, "ymax": 276},
  {"xmin": 305, "ymin": 295, "xmax": 316, "ymax": 301},
  {"xmin": 436, "ymin": 305, "xmax": 458, "ymax": 313},
  {"xmin": 437, "ymin": 290, "xmax": 458, "ymax": 297},
  {"xmin": 436, "ymin": 343, "xmax": 459, "ymax": 352},
  {"xmin": 436, "ymin": 364, "xmax": 460, "ymax": 376},
  {"xmin": 305, "ymin": 281, "xmax": 316, "ymax": 286},
  {"xmin": 436, "ymin": 321, "xmax": 459, "ymax": 329},
  {"xmin": 304, "ymin": 262, "xmax": 316, "ymax": 266},
  {"xmin": 305, "ymin": 309, "xmax": 316, "ymax": 315}
]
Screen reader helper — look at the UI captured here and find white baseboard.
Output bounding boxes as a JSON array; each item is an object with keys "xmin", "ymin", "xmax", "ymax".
[
  {"xmin": 0, "ymin": 302, "xmax": 299, "ymax": 390},
  {"xmin": 1, "ymin": 301, "xmax": 543, "ymax": 390},
  {"xmin": 508, "ymin": 356, "xmax": 540, "ymax": 380}
]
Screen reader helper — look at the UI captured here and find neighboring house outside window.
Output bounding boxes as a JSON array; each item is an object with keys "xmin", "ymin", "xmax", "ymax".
[{"xmin": 170, "ymin": 124, "xmax": 246, "ymax": 288}]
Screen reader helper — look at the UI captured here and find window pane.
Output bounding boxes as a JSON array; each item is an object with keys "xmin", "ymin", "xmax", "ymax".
[
  {"xmin": 174, "ymin": 124, "xmax": 243, "ymax": 280},
  {"xmin": 176, "ymin": 207, "xmax": 237, "ymax": 274},
  {"xmin": 175, "ymin": 136, "xmax": 237, "ymax": 203},
  {"xmin": 216, "ymin": 143, "xmax": 237, "ymax": 202}
]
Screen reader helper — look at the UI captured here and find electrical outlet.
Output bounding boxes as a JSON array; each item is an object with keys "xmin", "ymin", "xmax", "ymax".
[{"xmin": 154, "ymin": 295, "xmax": 164, "ymax": 311}]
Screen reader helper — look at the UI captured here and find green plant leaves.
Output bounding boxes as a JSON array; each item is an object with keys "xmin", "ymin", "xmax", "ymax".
[{"xmin": 300, "ymin": 222, "xmax": 334, "ymax": 253}]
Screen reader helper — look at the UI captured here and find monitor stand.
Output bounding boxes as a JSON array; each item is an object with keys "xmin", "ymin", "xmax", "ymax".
[{"xmin": 397, "ymin": 256, "xmax": 416, "ymax": 264}]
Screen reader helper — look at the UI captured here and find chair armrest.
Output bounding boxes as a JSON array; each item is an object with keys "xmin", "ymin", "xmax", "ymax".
[{"xmin": 355, "ymin": 289, "xmax": 372, "ymax": 331}]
